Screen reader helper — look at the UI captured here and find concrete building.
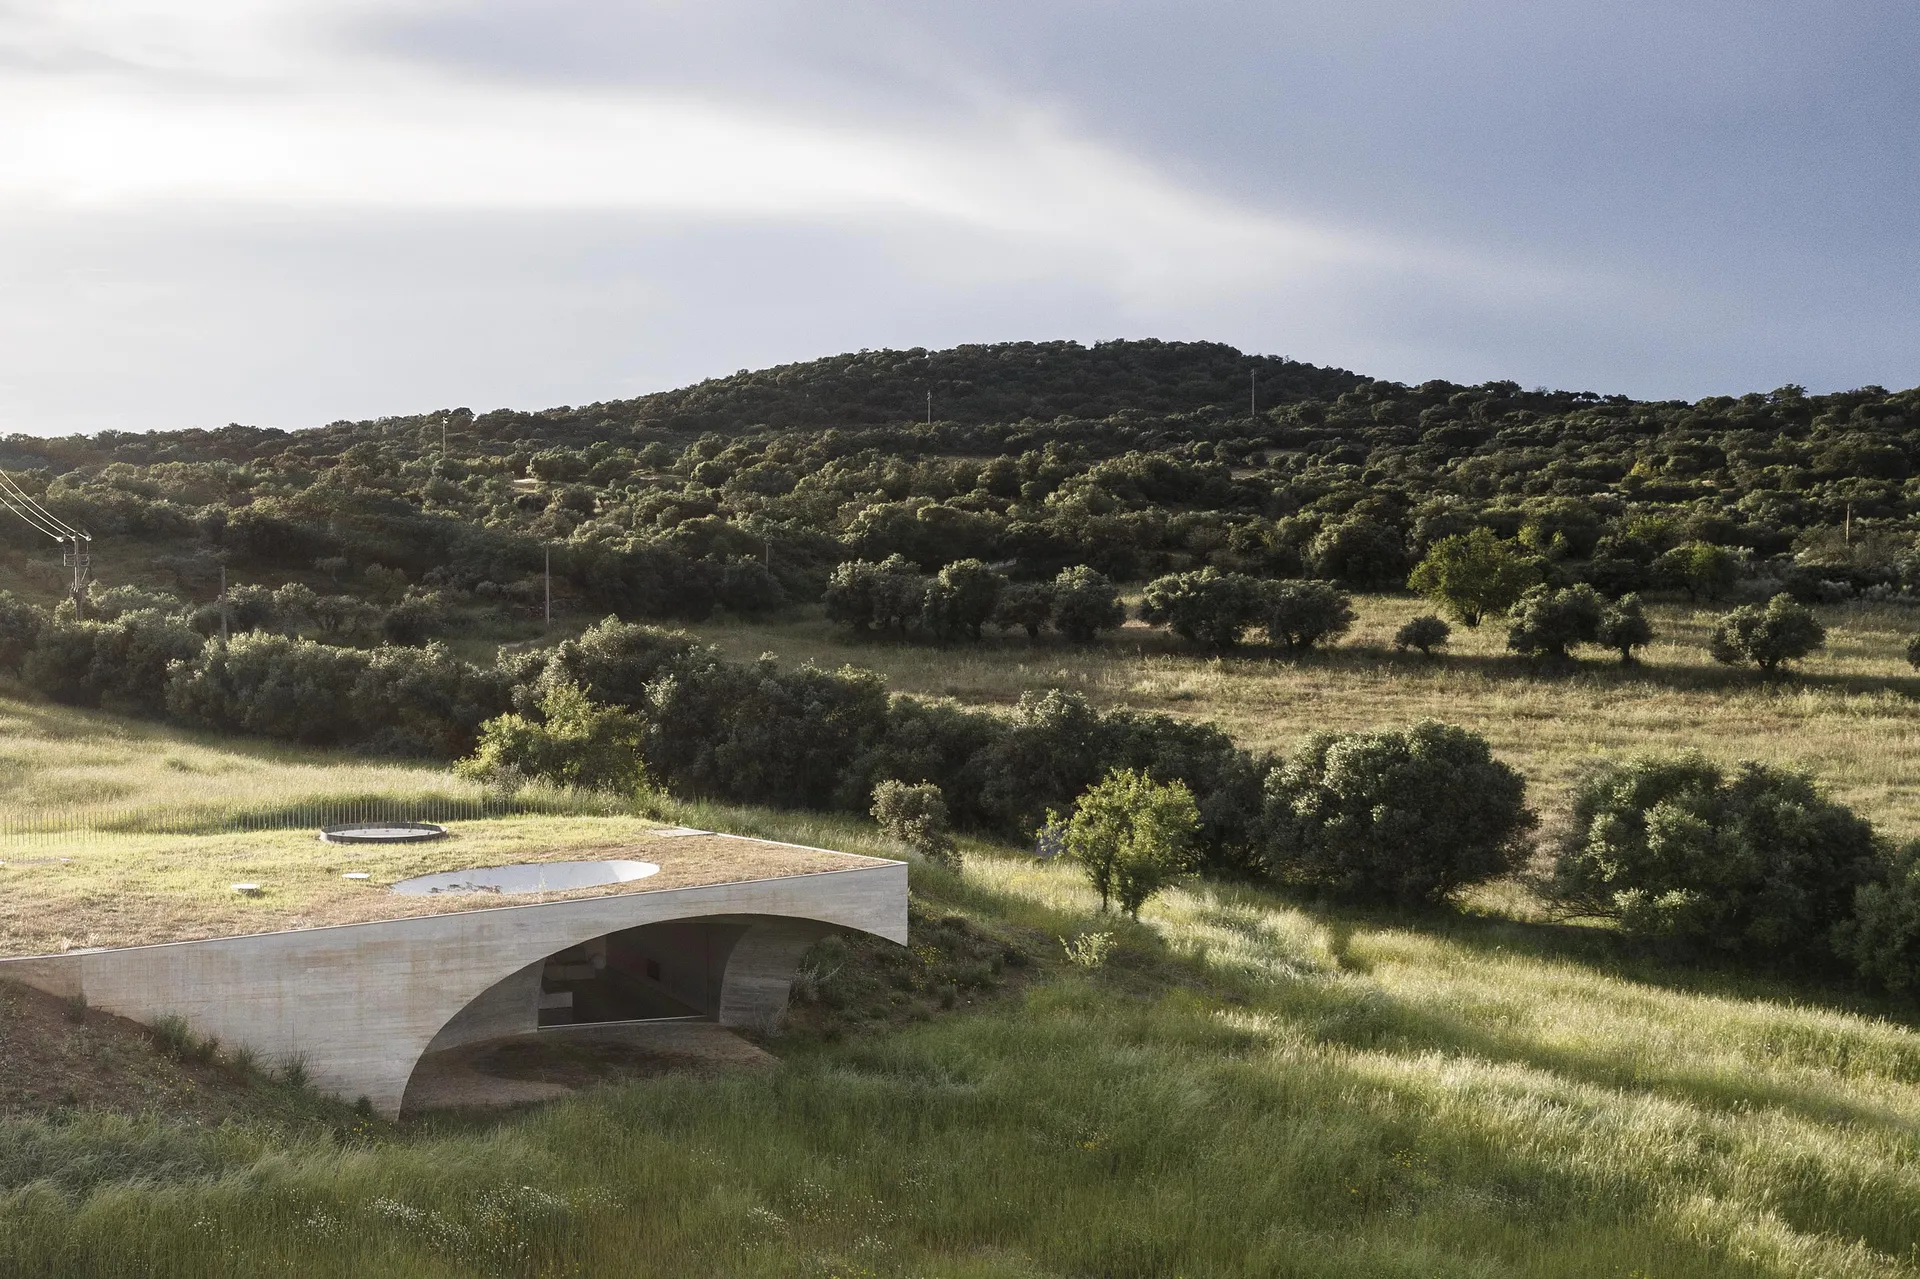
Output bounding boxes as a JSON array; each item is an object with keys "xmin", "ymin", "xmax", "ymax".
[{"xmin": 0, "ymin": 831, "xmax": 907, "ymax": 1116}]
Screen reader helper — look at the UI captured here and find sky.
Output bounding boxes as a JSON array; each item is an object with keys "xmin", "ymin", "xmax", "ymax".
[{"xmin": 0, "ymin": 1, "xmax": 1915, "ymax": 436}]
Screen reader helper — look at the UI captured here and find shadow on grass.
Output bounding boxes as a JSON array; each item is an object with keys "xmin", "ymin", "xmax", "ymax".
[{"xmin": 1254, "ymin": 640, "xmax": 1920, "ymax": 702}]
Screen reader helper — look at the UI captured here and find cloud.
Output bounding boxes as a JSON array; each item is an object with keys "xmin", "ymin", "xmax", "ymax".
[{"xmin": 0, "ymin": 0, "xmax": 1913, "ymax": 434}]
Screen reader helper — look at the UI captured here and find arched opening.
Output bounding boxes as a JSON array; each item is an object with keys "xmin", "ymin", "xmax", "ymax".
[
  {"xmin": 401, "ymin": 914, "xmax": 836, "ymax": 1112},
  {"xmin": 535, "ymin": 919, "xmax": 746, "ymax": 1027}
]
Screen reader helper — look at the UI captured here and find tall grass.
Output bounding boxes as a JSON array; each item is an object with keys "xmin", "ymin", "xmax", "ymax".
[
  {"xmin": 6, "ymin": 802, "xmax": 1920, "ymax": 1277},
  {"xmin": 0, "ymin": 693, "xmax": 633, "ymax": 849},
  {"xmin": 685, "ymin": 596, "xmax": 1920, "ymax": 839}
]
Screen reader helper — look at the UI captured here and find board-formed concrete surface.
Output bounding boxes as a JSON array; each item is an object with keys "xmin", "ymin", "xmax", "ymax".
[{"xmin": 0, "ymin": 846, "xmax": 906, "ymax": 1117}]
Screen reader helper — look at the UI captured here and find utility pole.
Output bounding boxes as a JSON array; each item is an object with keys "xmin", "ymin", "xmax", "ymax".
[
  {"xmin": 543, "ymin": 546, "xmax": 552, "ymax": 630},
  {"xmin": 219, "ymin": 565, "xmax": 229, "ymax": 641},
  {"xmin": 1845, "ymin": 502, "xmax": 1853, "ymax": 547},
  {"xmin": 926, "ymin": 389, "xmax": 932, "ymax": 426},
  {"xmin": 61, "ymin": 534, "xmax": 91, "ymax": 613},
  {"xmin": 1250, "ymin": 369, "xmax": 1258, "ymax": 422}
]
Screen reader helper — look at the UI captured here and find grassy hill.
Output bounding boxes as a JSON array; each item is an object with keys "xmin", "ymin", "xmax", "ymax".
[
  {"xmin": 5, "ymin": 342, "xmax": 1920, "ymax": 1272},
  {"xmin": 0, "ymin": 706, "xmax": 1914, "ymax": 1275}
]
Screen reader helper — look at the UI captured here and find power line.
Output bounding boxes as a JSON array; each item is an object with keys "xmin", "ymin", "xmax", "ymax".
[
  {"xmin": 0, "ymin": 471, "xmax": 78, "ymax": 537},
  {"xmin": 0, "ymin": 469, "xmax": 94, "ymax": 603},
  {"xmin": 0, "ymin": 487, "xmax": 66, "ymax": 539}
]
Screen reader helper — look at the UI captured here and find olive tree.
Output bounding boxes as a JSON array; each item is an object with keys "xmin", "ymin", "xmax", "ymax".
[
  {"xmin": 1050, "ymin": 565, "xmax": 1126, "ymax": 644},
  {"xmin": 1407, "ymin": 528, "xmax": 1541, "ymax": 626},
  {"xmin": 1709, "ymin": 594, "xmax": 1825, "ymax": 671},
  {"xmin": 1596, "ymin": 594, "xmax": 1655, "ymax": 663},
  {"xmin": 1392, "ymin": 614, "xmax": 1451, "ymax": 657},
  {"xmin": 993, "ymin": 581, "xmax": 1055, "ymax": 638},
  {"xmin": 920, "ymin": 559, "xmax": 1004, "ymax": 641},
  {"xmin": 1506, "ymin": 584, "xmax": 1605, "ymax": 659},
  {"xmin": 1139, "ymin": 568, "xmax": 1266, "ymax": 650},
  {"xmin": 1260, "ymin": 580, "xmax": 1355, "ymax": 653},
  {"xmin": 870, "ymin": 779, "xmax": 959, "ymax": 870},
  {"xmin": 1048, "ymin": 768, "xmax": 1200, "ymax": 916},
  {"xmin": 1551, "ymin": 752, "xmax": 1877, "ymax": 966},
  {"xmin": 1261, "ymin": 721, "xmax": 1535, "ymax": 905},
  {"xmin": 1654, "ymin": 542, "xmax": 1740, "ymax": 603}
]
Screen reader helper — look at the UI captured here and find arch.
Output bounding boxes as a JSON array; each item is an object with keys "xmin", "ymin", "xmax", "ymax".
[{"xmin": 0, "ymin": 861, "xmax": 908, "ymax": 1117}]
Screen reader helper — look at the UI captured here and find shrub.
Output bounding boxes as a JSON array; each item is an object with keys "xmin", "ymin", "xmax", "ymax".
[
  {"xmin": 1596, "ymin": 593, "xmax": 1655, "ymax": 663},
  {"xmin": 165, "ymin": 633, "xmax": 369, "ymax": 743},
  {"xmin": 642, "ymin": 654, "xmax": 891, "ymax": 809},
  {"xmin": 870, "ymin": 780, "xmax": 959, "ymax": 870},
  {"xmin": 1393, "ymin": 615, "xmax": 1451, "ymax": 657},
  {"xmin": 1709, "ymin": 593, "xmax": 1825, "ymax": 671},
  {"xmin": 456, "ymin": 679, "xmax": 646, "ymax": 793},
  {"xmin": 1139, "ymin": 568, "xmax": 1265, "ymax": 650},
  {"xmin": 1550, "ymin": 753, "xmax": 1878, "ymax": 966},
  {"xmin": 0, "ymin": 590, "xmax": 45, "ymax": 673},
  {"xmin": 824, "ymin": 556, "xmax": 926, "ymax": 634},
  {"xmin": 1408, "ymin": 528, "xmax": 1540, "ymax": 626},
  {"xmin": 1261, "ymin": 721, "xmax": 1535, "ymax": 905},
  {"xmin": 1908, "ymin": 634, "xmax": 1920, "ymax": 671},
  {"xmin": 310, "ymin": 594, "xmax": 382, "ymax": 641},
  {"xmin": 992, "ymin": 581, "xmax": 1055, "ymax": 638},
  {"xmin": 1050, "ymin": 565, "xmax": 1126, "ymax": 644},
  {"xmin": 1047, "ymin": 768, "xmax": 1199, "ymax": 916},
  {"xmin": 1506, "ymin": 584, "xmax": 1604, "ymax": 658},
  {"xmin": 26, "ymin": 612, "xmax": 204, "ymax": 715},
  {"xmin": 1838, "ymin": 842, "xmax": 1920, "ymax": 994},
  {"xmin": 380, "ymin": 592, "xmax": 448, "ymax": 645},
  {"xmin": 1259, "ymin": 580, "xmax": 1354, "ymax": 653},
  {"xmin": 1308, "ymin": 516, "xmax": 1407, "ymax": 590},
  {"xmin": 1653, "ymin": 542, "xmax": 1740, "ymax": 602},
  {"xmin": 920, "ymin": 560, "xmax": 1003, "ymax": 641}
]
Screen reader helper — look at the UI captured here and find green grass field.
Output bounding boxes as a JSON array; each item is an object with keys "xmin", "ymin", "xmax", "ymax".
[
  {"xmin": 6, "ymin": 800, "xmax": 1920, "ymax": 1277},
  {"xmin": 6, "ymin": 609, "xmax": 1920, "ymax": 1275}
]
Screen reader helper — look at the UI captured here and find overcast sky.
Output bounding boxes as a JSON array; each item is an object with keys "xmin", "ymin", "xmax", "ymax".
[{"xmin": 0, "ymin": 1, "xmax": 1915, "ymax": 435}]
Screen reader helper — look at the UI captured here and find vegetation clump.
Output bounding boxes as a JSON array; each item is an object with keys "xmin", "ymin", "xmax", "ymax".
[
  {"xmin": 1506, "ymin": 584, "xmax": 1606, "ymax": 659},
  {"xmin": 1138, "ymin": 568, "xmax": 1266, "ymax": 651},
  {"xmin": 1260, "ymin": 580, "xmax": 1355, "ymax": 653},
  {"xmin": 1047, "ymin": 768, "xmax": 1200, "ymax": 916},
  {"xmin": 1709, "ymin": 593, "xmax": 1827, "ymax": 671},
  {"xmin": 1047, "ymin": 565, "xmax": 1126, "ymax": 644},
  {"xmin": 869, "ymin": 780, "xmax": 959, "ymax": 870},
  {"xmin": 1838, "ymin": 841, "xmax": 1920, "ymax": 994},
  {"xmin": 1552, "ymin": 752, "xmax": 1878, "ymax": 966},
  {"xmin": 1408, "ymin": 528, "xmax": 1540, "ymax": 626},
  {"xmin": 457, "ymin": 679, "xmax": 647, "ymax": 794},
  {"xmin": 1260, "ymin": 721, "xmax": 1535, "ymax": 905},
  {"xmin": 1596, "ymin": 593, "xmax": 1655, "ymax": 663},
  {"xmin": 1392, "ymin": 614, "xmax": 1451, "ymax": 656}
]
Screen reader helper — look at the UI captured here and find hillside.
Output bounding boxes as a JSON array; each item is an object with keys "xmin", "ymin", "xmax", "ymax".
[
  {"xmin": 7, "ymin": 775, "xmax": 1920, "ymax": 1277},
  {"xmin": 0, "ymin": 337, "xmax": 1912, "ymax": 643}
]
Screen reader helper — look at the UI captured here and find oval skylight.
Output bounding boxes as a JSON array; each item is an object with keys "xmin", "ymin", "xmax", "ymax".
[{"xmin": 389, "ymin": 860, "xmax": 659, "ymax": 896}]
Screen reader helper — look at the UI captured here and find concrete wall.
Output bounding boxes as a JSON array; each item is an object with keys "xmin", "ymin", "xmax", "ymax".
[{"xmin": 0, "ymin": 862, "xmax": 906, "ymax": 1117}]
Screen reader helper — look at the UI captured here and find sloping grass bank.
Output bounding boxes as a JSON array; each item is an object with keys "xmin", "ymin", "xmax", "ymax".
[{"xmin": 4, "ymin": 804, "xmax": 1920, "ymax": 1277}]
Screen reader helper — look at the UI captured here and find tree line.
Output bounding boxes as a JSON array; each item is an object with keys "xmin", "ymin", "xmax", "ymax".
[{"xmin": 0, "ymin": 341, "xmax": 1916, "ymax": 642}]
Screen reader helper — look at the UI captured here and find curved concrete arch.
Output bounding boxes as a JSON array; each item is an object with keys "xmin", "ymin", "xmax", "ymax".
[{"xmin": 0, "ymin": 861, "xmax": 905, "ymax": 1116}]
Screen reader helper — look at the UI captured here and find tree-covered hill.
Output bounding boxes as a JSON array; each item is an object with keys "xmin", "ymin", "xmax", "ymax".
[{"xmin": 0, "ymin": 337, "xmax": 1915, "ymax": 635}]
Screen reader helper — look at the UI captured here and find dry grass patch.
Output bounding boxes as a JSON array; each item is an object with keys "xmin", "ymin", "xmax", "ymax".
[
  {"xmin": 0, "ymin": 821, "xmax": 884, "ymax": 957},
  {"xmin": 685, "ymin": 596, "xmax": 1920, "ymax": 838}
]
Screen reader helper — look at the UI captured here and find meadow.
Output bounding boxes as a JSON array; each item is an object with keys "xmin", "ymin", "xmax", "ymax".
[
  {"xmin": 6, "ymin": 794, "xmax": 1920, "ymax": 1276},
  {"xmin": 683, "ymin": 594, "xmax": 1920, "ymax": 841},
  {"xmin": 6, "ymin": 605, "xmax": 1920, "ymax": 1275}
]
